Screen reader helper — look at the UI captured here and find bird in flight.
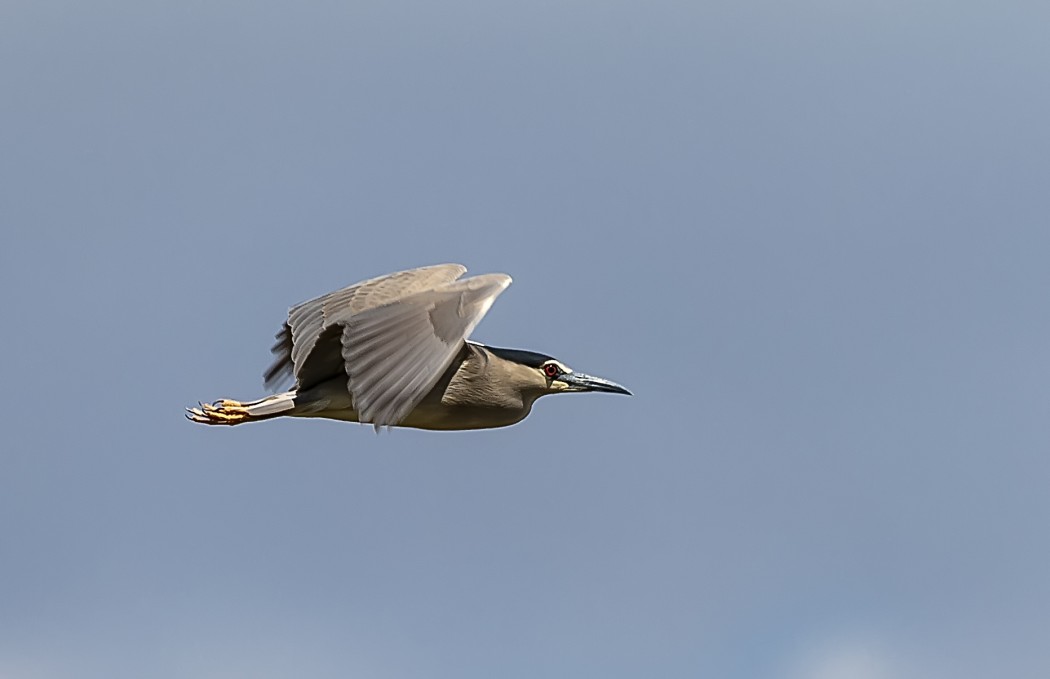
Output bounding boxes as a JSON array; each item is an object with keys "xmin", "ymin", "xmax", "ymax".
[{"xmin": 187, "ymin": 264, "xmax": 630, "ymax": 431}]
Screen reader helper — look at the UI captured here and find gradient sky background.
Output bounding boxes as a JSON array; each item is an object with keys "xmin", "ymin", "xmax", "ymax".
[{"xmin": 3, "ymin": 1, "xmax": 1050, "ymax": 677}]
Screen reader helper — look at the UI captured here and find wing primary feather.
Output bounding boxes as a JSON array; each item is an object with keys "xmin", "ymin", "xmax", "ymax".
[
  {"xmin": 350, "ymin": 341, "xmax": 434, "ymax": 402},
  {"xmin": 349, "ymin": 333, "xmax": 434, "ymax": 396},
  {"xmin": 349, "ymin": 334, "xmax": 432, "ymax": 384},
  {"xmin": 366, "ymin": 359, "xmax": 440, "ymax": 423}
]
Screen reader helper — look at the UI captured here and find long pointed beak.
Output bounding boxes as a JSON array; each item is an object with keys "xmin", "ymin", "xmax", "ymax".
[{"xmin": 559, "ymin": 371, "xmax": 632, "ymax": 395}]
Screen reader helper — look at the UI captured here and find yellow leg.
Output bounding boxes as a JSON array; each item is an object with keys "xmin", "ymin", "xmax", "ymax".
[{"xmin": 186, "ymin": 399, "xmax": 253, "ymax": 425}]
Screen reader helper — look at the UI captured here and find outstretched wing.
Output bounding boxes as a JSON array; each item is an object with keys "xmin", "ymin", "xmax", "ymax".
[
  {"xmin": 264, "ymin": 264, "xmax": 512, "ymax": 428},
  {"xmin": 338, "ymin": 273, "xmax": 511, "ymax": 428},
  {"xmin": 264, "ymin": 264, "xmax": 467, "ymax": 391}
]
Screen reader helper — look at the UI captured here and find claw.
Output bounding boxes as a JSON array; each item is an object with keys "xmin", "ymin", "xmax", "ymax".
[{"xmin": 186, "ymin": 398, "xmax": 252, "ymax": 425}]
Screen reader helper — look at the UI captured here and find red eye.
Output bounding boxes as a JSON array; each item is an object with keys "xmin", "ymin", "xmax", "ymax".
[{"xmin": 544, "ymin": 363, "xmax": 559, "ymax": 378}]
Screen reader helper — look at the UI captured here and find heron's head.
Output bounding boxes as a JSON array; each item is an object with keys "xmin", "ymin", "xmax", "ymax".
[{"xmin": 485, "ymin": 346, "xmax": 632, "ymax": 398}]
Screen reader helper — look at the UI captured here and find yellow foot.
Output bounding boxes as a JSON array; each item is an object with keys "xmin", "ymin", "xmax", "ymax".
[{"xmin": 186, "ymin": 399, "xmax": 253, "ymax": 425}]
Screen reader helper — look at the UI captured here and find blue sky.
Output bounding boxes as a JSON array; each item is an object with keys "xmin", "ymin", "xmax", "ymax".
[{"xmin": 3, "ymin": 1, "xmax": 1049, "ymax": 677}]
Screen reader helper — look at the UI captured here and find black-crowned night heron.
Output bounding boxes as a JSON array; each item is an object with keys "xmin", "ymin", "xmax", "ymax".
[{"xmin": 187, "ymin": 264, "xmax": 630, "ymax": 431}]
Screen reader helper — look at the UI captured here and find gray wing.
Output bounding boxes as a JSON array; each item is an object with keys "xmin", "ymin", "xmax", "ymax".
[
  {"xmin": 264, "ymin": 264, "xmax": 467, "ymax": 390},
  {"xmin": 339, "ymin": 273, "xmax": 512, "ymax": 428}
]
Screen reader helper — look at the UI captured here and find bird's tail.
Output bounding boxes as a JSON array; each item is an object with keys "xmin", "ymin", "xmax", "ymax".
[{"xmin": 186, "ymin": 391, "xmax": 297, "ymax": 425}]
